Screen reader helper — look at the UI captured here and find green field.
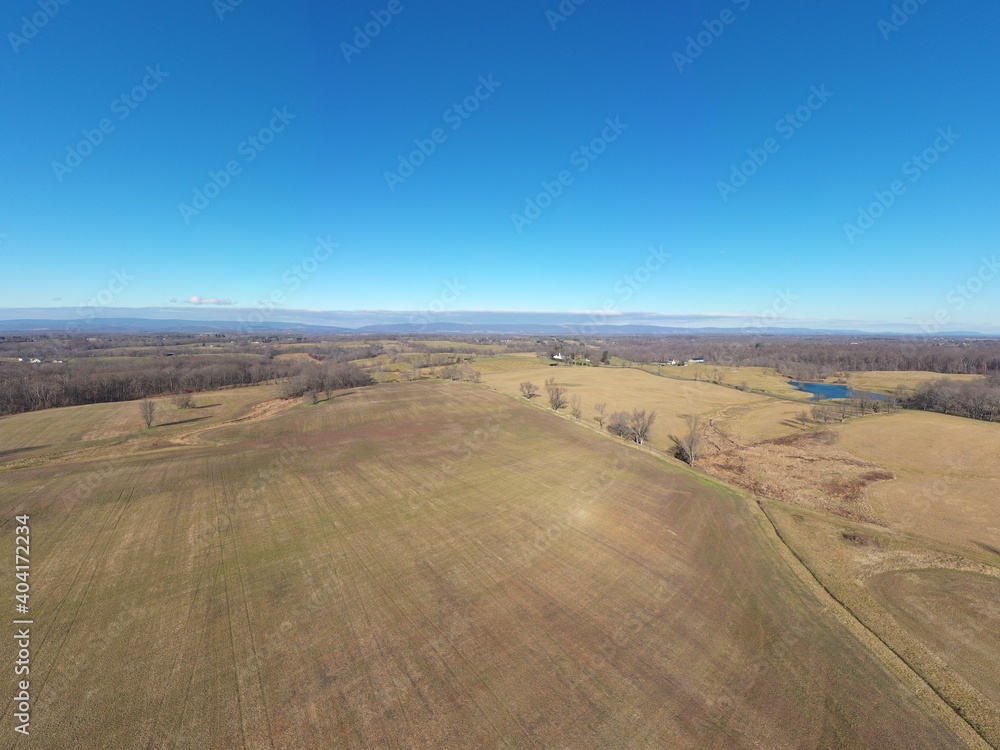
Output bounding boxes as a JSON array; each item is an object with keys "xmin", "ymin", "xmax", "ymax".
[{"xmin": 0, "ymin": 381, "xmax": 983, "ymax": 748}]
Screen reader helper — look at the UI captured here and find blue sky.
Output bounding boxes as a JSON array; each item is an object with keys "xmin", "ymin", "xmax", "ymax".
[{"xmin": 1, "ymin": 0, "xmax": 998, "ymax": 331}]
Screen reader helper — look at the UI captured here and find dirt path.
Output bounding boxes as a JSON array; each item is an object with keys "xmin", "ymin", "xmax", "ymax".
[{"xmin": 169, "ymin": 398, "xmax": 296, "ymax": 447}]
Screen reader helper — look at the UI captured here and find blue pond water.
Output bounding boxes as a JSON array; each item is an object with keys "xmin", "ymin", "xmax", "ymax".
[{"xmin": 787, "ymin": 381, "xmax": 889, "ymax": 401}]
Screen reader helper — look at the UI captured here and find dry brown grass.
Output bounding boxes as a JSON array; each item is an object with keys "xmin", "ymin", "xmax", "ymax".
[
  {"xmin": 842, "ymin": 370, "xmax": 984, "ymax": 395},
  {"xmin": 479, "ymin": 363, "xmax": 768, "ymax": 451},
  {"xmin": 701, "ymin": 430, "xmax": 894, "ymax": 523},
  {"xmin": 0, "ymin": 382, "xmax": 977, "ymax": 749},
  {"xmin": 834, "ymin": 410, "xmax": 1000, "ymax": 555}
]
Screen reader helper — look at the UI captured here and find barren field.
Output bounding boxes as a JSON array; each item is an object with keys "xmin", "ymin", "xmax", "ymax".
[
  {"xmin": 841, "ymin": 370, "xmax": 984, "ymax": 395},
  {"xmin": 0, "ymin": 384, "xmax": 281, "ymax": 468},
  {"xmin": 0, "ymin": 381, "xmax": 979, "ymax": 748},
  {"xmin": 635, "ymin": 363, "xmax": 810, "ymax": 400},
  {"xmin": 478, "ymin": 363, "xmax": 770, "ymax": 452},
  {"xmin": 751, "ymin": 408, "xmax": 1000, "ymax": 746},
  {"xmin": 835, "ymin": 410, "xmax": 1000, "ymax": 555}
]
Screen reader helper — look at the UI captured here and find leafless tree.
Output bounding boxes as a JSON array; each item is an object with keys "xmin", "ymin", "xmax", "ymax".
[
  {"xmin": 594, "ymin": 401, "xmax": 607, "ymax": 427},
  {"xmin": 670, "ymin": 415, "xmax": 701, "ymax": 466},
  {"xmin": 607, "ymin": 411, "xmax": 631, "ymax": 439},
  {"xmin": 139, "ymin": 399, "xmax": 156, "ymax": 428},
  {"xmin": 546, "ymin": 381, "xmax": 567, "ymax": 411},
  {"xmin": 569, "ymin": 395, "xmax": 582, "ymax": 419},
  {"xmin": 171, "ymin": 393, "xmax": 194, "ymax": 409},
  {"xmin": 629, "ymin": 409, "xmax": 657, "ymax": 445}
]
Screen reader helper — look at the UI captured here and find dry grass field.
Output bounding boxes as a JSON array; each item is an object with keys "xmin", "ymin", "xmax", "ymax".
[
  {"xmin": 478, "ymin": 363, "xmax": 772, "ymax": 452},
  {"xmin": 835, "ymin": 410, "xmax": 1000, "ymax": 554},
  {"xmin": 0, "ymin": 381, "xmax": 982, "ymax": 749},
  {"xmin": 636, "ymin": 363, "xmax": 810, "ymax": 400},
  {"xmin": 0, "ymin": 384, "xmax": 281, "ymax": 468},
  {"xmin": 841, "ymin": 370, "xmax": 984, "ymax": 395},
  {"xmin": 753, "ymin": 410, "xmax": 1000, "ymax": 746}
]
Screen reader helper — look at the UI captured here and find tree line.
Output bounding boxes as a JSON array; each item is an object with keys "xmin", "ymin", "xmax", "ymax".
[
  {"xmin": 519, "ymin": 378, "xmax": 657, "ymax": 446},
  {"xmin": 589, "ymin": 336, "xmax": 1000, "ymax": 378},
  {"xmin": 910, "ymin": 374, "xmax": 1000, "ymax": 422},
  {"xmin": 1, "ymin": 354, "xmax": 307, "ymax": 416}
]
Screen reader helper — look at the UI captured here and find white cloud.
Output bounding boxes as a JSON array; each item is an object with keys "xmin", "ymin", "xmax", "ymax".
[{"xmin": 185, "ymin": 295, "xmax": 234, "ymax": 306}]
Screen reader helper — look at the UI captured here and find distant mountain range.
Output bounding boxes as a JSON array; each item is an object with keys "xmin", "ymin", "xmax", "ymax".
[{"xmin": 0, "ymin": 317, "xmax": 993, "ymax": 338}]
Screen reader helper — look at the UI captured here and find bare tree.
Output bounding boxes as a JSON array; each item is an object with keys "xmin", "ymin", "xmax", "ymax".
[
  {"xmin": 838, "ymin": 399, "xmax": 850, "ymax": 422},
  {"xmin": 607, "ymin": 411, "xmax": 631, "ymax": 439},
  {"xmin": 629, "ymin": 409, "xmax": 657, "ymax": 445},
  {"xmin": 811, "ymin": 404, "xmax": 831, "ymax": 424},
  {"xmin": 171, "ymin": 393, "xmax": 194, "ymax": 409},
  {"xmin": 546, "ymin": 381, "xmax": 567, "ymax": 411},
  {"xmin": 519, "ymin": 381, "xmax": 538, "ymax": 400},
  {"xmin": 569, "ymin": 395, "xmax": 582, "ymax": 419},
  {"xmin": 594, "ymin": 401, "xmax": 607, "ymax": 428},
  {"xmin": 670, "ymin": 415, "xmax": 701, "ymax": 466},
  {"xmin": 139, "ymin": 399, "xmax": 156, "ymax": 429}
]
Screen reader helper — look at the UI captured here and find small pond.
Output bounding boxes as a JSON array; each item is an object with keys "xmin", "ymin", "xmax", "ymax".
[{"xmin": 787, "ymin": 381, "xmax": 889, "ymax": 401}]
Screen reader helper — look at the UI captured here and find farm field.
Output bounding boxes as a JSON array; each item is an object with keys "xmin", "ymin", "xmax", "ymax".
[
  {"xmin": 635, "ymin": 363, "xmax": 810, "ymax": 400},
  {"xmin": 841, "ymin": 370, "xmax": 984, "ymax": 395},
  {"xmin": 754, "ymin": 409, "xmax": 1000, "ymax": 746},
  {"xmin": 0, "ymin": 381, "xmax": 982, "ymax": 749},
  {"xmin": 835, "ymin": 410, "xmax": 1000, "ymax": 554},
  {"xmin": 477, "ymin": 363, "xmax": 772, "ymax": 452},
  {"xmin": 0, "ymin": 384, "xmax": 280, "ymax": 464}
]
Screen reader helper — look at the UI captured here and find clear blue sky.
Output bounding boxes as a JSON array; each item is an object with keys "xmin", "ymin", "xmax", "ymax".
[{"xmin": 1, "ymin": 0, "xmax": 998, "ymax": 330}]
